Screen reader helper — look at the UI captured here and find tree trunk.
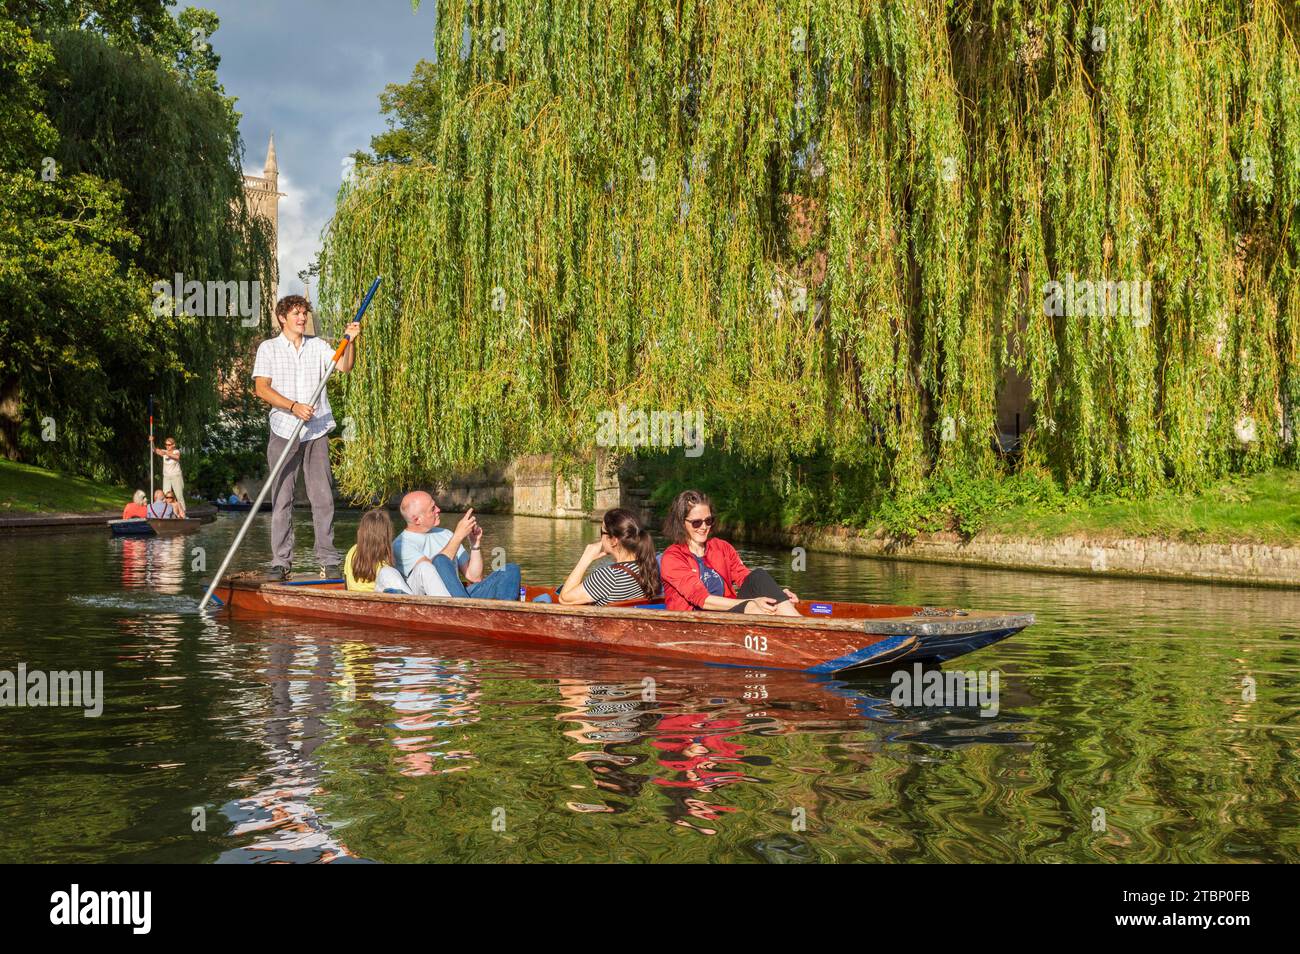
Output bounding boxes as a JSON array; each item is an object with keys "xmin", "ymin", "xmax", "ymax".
[{"xmin": 0, "ymin": 374, "xmax": 21, "ymax": 460}]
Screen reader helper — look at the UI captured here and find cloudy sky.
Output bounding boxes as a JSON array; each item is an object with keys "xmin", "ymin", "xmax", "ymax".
[{"xmin": 201, "ymin": 0, "xmax": 438, "ymax": 297}]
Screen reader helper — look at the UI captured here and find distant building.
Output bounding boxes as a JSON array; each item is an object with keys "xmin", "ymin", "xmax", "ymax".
[
  {"xmin": 218, "ymin": 135, "xmax": 285, "ymax": 407},
  {"xmin": 242, "ymin": 134, "xmax": 287, "ymax": 324}
]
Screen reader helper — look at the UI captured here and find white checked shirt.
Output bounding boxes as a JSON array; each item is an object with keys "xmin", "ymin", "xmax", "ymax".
[{"xmin": 251, "ymin": 334, "xmax": 338, "ymax": 441}]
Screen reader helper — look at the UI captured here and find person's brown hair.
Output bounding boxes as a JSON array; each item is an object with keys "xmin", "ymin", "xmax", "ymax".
[
  {"xmin": 275, "ymin": 294, "xmax": 311, "ymax": 328},
  {"xmin": 351, "ymin": 508, "xmax": 395, "ymax": 583},
  {"xmin": 661, "ymin": 489, "xmax": 713, "ymax": 546},
  {"xmin": 603, "ymin": 508, "xmax": 658, "ymax": 597}
]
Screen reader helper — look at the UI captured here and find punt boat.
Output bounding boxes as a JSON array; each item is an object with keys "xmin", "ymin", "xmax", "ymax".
[
  {"xmin": 210, "ymin": 574, "xmax": 1033, "ymax": 674},
  {"xmin": 108, "ymin": 516, "xmax": 205, "ymax": 536},
  {"xmin": 214, "ymin": 500, "xmax": 270, "ymax": 513}
]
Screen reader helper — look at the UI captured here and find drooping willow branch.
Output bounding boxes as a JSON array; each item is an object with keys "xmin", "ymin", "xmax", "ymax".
[{"xmin": 320, "ymin": 0, "xmax": 1300, "ymax": 502}]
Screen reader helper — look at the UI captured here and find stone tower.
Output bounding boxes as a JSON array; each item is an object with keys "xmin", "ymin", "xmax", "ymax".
[{"xmin": 242, "ymin": 134, "xmax": 283, "ymax": 320}]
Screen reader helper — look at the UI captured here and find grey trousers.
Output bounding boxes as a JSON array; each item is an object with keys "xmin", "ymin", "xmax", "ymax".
[{"xmin": 267, "ymin": 433, "xmax": 338, "ymax": 569}]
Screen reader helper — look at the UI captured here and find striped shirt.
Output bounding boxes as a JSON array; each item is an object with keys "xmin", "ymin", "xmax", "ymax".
[
  {"xmin": 251, "ymin": 334, "xmax": 337, "ymax": 441},
  {"xmin": 584, "ymin": 562, "xmax": 651, "ymax": 605}
]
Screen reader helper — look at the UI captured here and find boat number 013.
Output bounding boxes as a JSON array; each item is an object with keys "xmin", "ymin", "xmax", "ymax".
[{"xmin": 743, "ymin": 633, "xmax": 769, "ymax": 654}]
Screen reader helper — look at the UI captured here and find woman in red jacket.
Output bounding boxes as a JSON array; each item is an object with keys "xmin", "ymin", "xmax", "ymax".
[{"xmin": 658, "ymin": 489, "xmax": 800, "ymax": 616}]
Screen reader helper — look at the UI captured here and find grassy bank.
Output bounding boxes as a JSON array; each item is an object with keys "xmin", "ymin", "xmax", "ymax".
[
  {"xmin": 988, "ymin": 469, "xmax": 1300, "ymax": 547},
  {"xmin": 0, "ymin": 459, "xmax": 133, "ymax": 514},
  {"xmin": 636, "ymin": 451, "xmax": 1300, "ymax": 548}
]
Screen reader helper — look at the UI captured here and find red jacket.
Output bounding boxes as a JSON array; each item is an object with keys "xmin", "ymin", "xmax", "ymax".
[{"xmin": 660, "ymin": 539, "xmax": 751, "ymax": 612}]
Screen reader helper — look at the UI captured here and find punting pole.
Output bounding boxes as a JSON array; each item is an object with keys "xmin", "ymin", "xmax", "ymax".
[
  {"xmin": 199, "ymin": 276, "xmax": 382, "ymax": 611},
  {"xmin": 148, "ymin": 393, "xmax": 155, "ymax": 509}
]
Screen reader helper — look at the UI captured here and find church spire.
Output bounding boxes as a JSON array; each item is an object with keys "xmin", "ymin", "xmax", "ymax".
[{"xmin": 264, "ymin": 133, "xmax": 278, "ymax": 176}]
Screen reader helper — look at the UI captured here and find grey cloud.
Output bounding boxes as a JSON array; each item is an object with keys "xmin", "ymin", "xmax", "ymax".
[{"xmin": 202, "ymin": 0, "xmax": 437, "ymax": 294}]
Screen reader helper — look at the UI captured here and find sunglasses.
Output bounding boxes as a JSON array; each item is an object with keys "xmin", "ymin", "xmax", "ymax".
[{"xmin": 686, "ymin": 516, "xmax": 716, "ymax": 529}]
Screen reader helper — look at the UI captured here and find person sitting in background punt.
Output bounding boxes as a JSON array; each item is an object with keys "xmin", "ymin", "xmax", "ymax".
[
  {"xmin": 344, "ymin": 508, "xmax": 411, "ymax": 593},
  {"xmin": 164, "ymin": 490, "xmax": 186, "ymax": 519},
  {"xmin": 146, "ymin": 489, "xmax": 174, "ymax": 519},
  {"xmin": 392, "ymin": 491, "xmax": 521, "ymax": 600},
  {"xmin": 558, "ymin": 508, "xmax": 659, "ymax": 605},
  {"xmin": 122, "ymin": 490, "xmax": 148, "ymax": 520},
  {"xmin": 658, "ymin": 489, "xmax": 800, "ymax": 616}
]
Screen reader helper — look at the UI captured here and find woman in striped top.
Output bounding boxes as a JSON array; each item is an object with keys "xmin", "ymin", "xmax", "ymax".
[{"xmin": 558, "ymin": 508, "xmax": 660, "ymax": 605}]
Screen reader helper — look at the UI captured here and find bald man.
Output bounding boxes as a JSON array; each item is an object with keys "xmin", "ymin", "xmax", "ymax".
[{"xmin": 392, "ymin": 492, "xmax": 522, "ymax": 600}]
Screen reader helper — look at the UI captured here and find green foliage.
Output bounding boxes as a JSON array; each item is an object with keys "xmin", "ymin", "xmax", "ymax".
[
  {"xmin": 0, "ymin": 7, "xmax": 273, "ymax": 483},
  {"xmin": 876, "ymin": 468, "xmax": 1071, "ymax": 540},
  {"xmin": 640, "ymin": 449, "xmax": 887, "ymax": 532},
  {"xmin": 12, "ymin": 2, "xmax": 229, "ymax": 99},
  {"xmin": 189, "ymin": 405, "xmax": 265, "ymax": 500},
  {"xmin": 187, "ymin": 449, "xmax": 262, "ymax": 501},
  {"xmin": 0, "ymin": 17, "xmax": 144, "ymax": 474},
  {"xmin": 640, "ymin": 446, "xmax": 1065, "ymax": 540},
  {"xmin": 322, "ymin": 1, "xmax": 1300, "ymax": 504}
]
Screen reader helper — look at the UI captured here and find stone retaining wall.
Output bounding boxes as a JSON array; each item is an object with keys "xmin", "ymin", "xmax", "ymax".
[{"xmin": 732, "ymin": 524, "xmax": 1300, "ymax": 588}]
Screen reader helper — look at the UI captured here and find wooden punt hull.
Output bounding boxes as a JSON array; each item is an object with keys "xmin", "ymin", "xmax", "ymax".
[
  {"xmin": 108, "ymin": 518, "xmax": 154, "ymax": 536},
  {"xmin": 215, "ymin": 501, "xmax": 270, "ymax": 513},
  {"xmin": 212, "ymin": 575, "xmax": 1032, "ymax": 674},
  {"xmin": 108, "ymin": 517, "xmax": 204, "ymax": 536}
]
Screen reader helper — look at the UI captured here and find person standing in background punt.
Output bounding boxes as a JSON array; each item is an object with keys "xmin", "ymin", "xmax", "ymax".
[
  {"xmin": 152, "ymin": 435, "xmax": 185, "ymax": 504},
  {"xmin": 252, "ymin": 294, "xmax": 360, "ymax": 580}
]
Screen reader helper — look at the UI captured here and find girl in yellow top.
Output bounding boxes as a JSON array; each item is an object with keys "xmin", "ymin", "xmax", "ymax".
[{"xmin": 344, "ymin": 509, "xmax": 412, "ymax": 593}]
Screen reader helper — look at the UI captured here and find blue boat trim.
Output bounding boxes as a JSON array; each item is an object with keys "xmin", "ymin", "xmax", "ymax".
[
  {"xmin": 804, "ymin": 633, "xmax": 916, "ymax": 674},
  {"xmin": 281, "ymin": 578, "xmax": 344, "ymax": 586},
  {"xmin": 904, "ymin": 626, "xmax": 1023, "ymax": 664}
]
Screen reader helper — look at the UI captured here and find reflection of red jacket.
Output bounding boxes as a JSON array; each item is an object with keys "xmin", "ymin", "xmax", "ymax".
[
  {"xmin": 652, "ymin": 714, "xmax": 748, "ymax": 788},
  {"xmin": 660, "ymin": 540, "xmax": 751, "ymax": 611}
]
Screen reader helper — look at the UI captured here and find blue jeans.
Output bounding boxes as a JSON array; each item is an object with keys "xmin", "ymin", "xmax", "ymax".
[{"xmin": 432, "ymin": 554, "xmax": 521, "ymax": 601}]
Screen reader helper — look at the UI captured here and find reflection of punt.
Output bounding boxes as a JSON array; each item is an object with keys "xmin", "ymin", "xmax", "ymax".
[
  {"xmin": 212, "ymin": 574, "xmax": 1033, "ymax": 674},
  {"xmin": 107, "ymin": 517, "xmax": 205, "ymax": 536}
]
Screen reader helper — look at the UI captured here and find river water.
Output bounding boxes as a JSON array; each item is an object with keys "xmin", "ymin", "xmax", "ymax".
[{"xmin": 1, "ymin": 511, "xmax": 1297, "ymax": 863}]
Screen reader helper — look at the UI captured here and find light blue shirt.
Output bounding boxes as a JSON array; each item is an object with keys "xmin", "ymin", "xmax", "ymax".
[{"xmin": 393, "ymin": 528, "xmax": 467, "ymax": 578}]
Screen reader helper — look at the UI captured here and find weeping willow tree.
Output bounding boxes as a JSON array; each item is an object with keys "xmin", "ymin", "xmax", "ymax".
[{"xmin": 320, "ymin": 0, "xmax": 1300, "ymax": 503}]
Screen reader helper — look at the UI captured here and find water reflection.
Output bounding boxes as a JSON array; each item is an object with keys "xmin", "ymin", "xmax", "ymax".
[
  {"xmin": 0, "ymin": 512, "xmax": 1297, "ymax": 863},
  {"xmin": 117, "ymin": 534, "xmax": 190, "ymax": 594},
  {"xmin": 373, "ymin": 653, "xmax": 480, "ymax": 778},
  {"xmin": 212, "ymin": 618, "xmax": 1038, "ymax": 856},
  {"xmin": 218, "ymin": 636, "xmax": 363, "ymax": 863}
]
